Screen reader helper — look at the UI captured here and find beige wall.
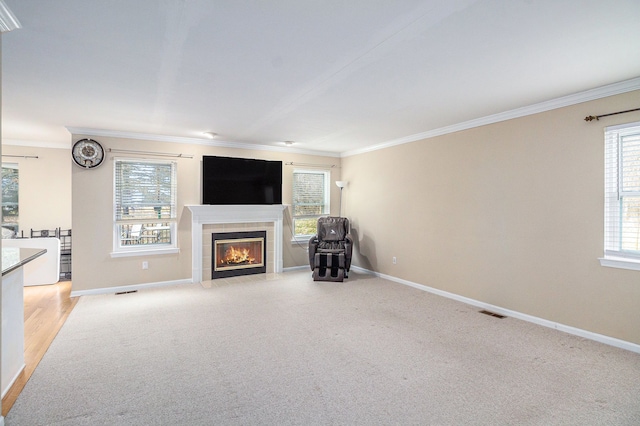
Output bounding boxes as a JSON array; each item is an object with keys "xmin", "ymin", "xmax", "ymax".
[
  {"xmin": 342, "ymin": 90, "xmax": 640, "ymax": 345},
  {"xmin": 2, "ymin": 145, "xmax": 72, "ymax": 235},
  {"xmin": 71, "ymin": 135, "xmax": 342, "ymax": 292}
]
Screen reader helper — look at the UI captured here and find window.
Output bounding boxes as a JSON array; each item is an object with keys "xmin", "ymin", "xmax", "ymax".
[
  {"xmin": 112, "ymin": 158, "xmax": 178, "ymax": 257},
  {"xmin": 601, "ymin": 121, "xmax": 640, "ymax": 270},
  {"xmin": 2, "ymin": 163, "xmax": 19, "ymax": 237},
  {"xmin": 292, "ymin": 170, "xmax": 330, "ymax": 239}
]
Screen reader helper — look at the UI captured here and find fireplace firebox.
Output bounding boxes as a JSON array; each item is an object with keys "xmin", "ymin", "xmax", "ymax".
[{"xmin": 211, "ymin": 231, "xmax": 267, "ymax": 279}]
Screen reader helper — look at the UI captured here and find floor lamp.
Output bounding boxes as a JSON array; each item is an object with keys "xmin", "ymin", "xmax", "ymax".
[{"xmin": 336, "ymin": 181, "xmax": 347, "ymax": 217}]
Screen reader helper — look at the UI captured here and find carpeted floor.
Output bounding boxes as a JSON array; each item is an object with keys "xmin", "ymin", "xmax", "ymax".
[{"xmin": 6, "ymin": 270, "xmax": 640, "ymax": 425}]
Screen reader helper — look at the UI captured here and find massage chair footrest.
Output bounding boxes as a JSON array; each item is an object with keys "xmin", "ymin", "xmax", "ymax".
[{"xmin": 313, "ymin": 252, "xmax": 346, "ymax": 282}]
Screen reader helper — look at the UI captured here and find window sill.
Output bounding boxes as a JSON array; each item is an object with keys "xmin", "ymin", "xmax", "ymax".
[
  {"xmin": 599, "ymin": 256, "xmax": 640, "ymax": 271},
  {"xmin": 111, "ymin": 247, "xmax": 180, "ymax": 258}
]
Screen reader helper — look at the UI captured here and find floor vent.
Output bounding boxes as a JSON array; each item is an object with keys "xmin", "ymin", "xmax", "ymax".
[
  {"xmin": 115, "ymin": 290, "xmax": 138, "ymax": 295},
  {"xmin": 479, "ymin": 309, "xmax": 506, "ymax": 319}
]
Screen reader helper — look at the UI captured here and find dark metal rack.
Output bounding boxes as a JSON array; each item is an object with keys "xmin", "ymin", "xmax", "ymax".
[{"xmin": 30, "ymin": 227, "xmax": 72, "ymax": 281}]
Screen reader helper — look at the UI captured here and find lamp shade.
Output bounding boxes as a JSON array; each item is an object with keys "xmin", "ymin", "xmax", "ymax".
[{"xmin": 335, "ymin": 181, "xmax": 346, "ymax": 189}]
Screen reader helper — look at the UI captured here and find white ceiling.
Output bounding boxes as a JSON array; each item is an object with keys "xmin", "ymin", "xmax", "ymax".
[{"xmin": 2, "ymin": 0, "xmax": 640, "ymax": 156}]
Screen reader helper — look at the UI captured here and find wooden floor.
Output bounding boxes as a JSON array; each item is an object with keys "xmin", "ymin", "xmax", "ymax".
[{"xmin": 1, "ymin": 281, "xmax": 79, "ymax": 416}]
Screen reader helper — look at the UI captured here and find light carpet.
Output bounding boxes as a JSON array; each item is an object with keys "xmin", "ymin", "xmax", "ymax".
[{"xmin": 7, "ymin": 271, "xmax": 640, "ymax": 425}]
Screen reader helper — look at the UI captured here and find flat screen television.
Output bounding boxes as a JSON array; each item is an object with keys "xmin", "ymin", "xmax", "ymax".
[{"xmin": 202, "ymin": 156, "xmax": 282, "ymax": 205}]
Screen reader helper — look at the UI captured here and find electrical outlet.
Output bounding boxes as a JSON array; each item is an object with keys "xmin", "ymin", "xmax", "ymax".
[
  {"xmin": 392, "ymin": 257, "xmax": 397, "ymax": 264},
  {"xmin": 142, "ymin": 261, "xmax": 149, "ymax": 270}
]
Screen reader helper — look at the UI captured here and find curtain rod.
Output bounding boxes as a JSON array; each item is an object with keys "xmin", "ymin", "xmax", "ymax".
[
  {"xmin": 108, "ymin": 148, "xmax": 193, "ymax": 159},
  {"xmin": 285, "ymin": 162, "xmax": 338, "ymax": 168},
  {"xmin": 2, "ymin": 154, "xmax": 38, "ymax": 159},
  {"xmin": 584, "ymin": 107, "xmax": 640, "ymax": 122}
]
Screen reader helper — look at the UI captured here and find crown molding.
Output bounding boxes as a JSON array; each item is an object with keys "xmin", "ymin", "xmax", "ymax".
[
  {"xmin": 0, "ymin": 0, "xmax": 20, "ymax": 33},
  {"xmin": 341, "ymin": 76, "xmax": 640, "ymax": 157},
  {"xmin": 2, "ymin": 139, "xmax": 70, "ymax": 149},
  {"xmin": 65, "ymin": 127, "xmax": 341, "ymax": 158}
]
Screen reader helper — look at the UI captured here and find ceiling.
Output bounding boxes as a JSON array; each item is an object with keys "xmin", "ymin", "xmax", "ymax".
[{"xmin": 2, "ymin": 0, "xmax": 639, "ymax": 156}]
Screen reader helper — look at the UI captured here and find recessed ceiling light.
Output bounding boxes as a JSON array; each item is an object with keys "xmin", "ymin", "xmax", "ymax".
[
  {"xmin": 284, "ymin": 141, "xmax": 294, "ymax": 146},
  {"xmin": 203, "ymin": 132, "xmax": 217, "ymax": 139}
]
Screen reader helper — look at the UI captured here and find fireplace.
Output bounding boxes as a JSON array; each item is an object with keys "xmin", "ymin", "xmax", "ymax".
[
  {"xmin": 211, "ymin": 231, "xmax": 267, "ymax": 279},
  {"xmin": 186, "ymin": 205, "xmax": 286, "ymax": 283}
]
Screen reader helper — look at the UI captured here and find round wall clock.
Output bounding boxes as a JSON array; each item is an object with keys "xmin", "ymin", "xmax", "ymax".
[{"xmin": 72, "ymin": 138, "xmax": 105, "ymax": 168}]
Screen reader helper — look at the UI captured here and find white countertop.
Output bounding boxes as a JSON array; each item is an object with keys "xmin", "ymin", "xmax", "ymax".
[{"xmin": 2, "ymin": 247, "xmax": 47, "ymax": 276}]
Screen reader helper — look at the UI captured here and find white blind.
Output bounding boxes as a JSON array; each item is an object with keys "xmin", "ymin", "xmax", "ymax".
[
  {"xmin": 115, "ymin": 160, "xmax": 177, "ymax": 222},
  {"xmin": 604, "ymin": 122, "xmax": 640, "ymax": 259},
  {"xmin": 293, "ymin": 171, "xmax": 327, "ymax": 217}
]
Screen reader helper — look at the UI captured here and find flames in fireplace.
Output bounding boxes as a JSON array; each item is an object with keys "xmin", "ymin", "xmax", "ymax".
[
  {"xmin": 212, "ymin": 231, "xmax": 267, "ymax": 278},
  {"xmin": 221, "ymin": 245, "xmax": 256, "ymax": 266}
]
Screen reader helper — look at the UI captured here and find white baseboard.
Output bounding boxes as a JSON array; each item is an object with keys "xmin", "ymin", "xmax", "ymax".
[
  {"xmin": 1, "ymin": 362, "xmax": 25, "ymax": 399},
  {"xmin": 351, "ymin": 266, "xmax": 640, "ymax": 354},
  {"xmin": 70, "ymin": 268, "xmax": 310, "ymax": 297},
  {"xmin": 70, "ymin": 278, "xmax": 193, "ymax": 297},
  {"xmin": 283, "ymin": 265, "xmax": 309, "ymax": 272}
]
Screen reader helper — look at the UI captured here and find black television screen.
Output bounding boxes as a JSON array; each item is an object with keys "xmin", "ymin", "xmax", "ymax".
[{"xmin": 202, "ymin": 156, "xmax": 282, "ymax": 205}]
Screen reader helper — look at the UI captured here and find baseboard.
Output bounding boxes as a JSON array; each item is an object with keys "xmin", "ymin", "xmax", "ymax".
[
  {"xmin": 351, "ymin": 266, "xmax": 640, "ymax": 354},
  {"xmin": 69, "ymin": 269, "xmax": 310, "ymax": 296},
  {"xmin": 1, "ymin": 362, "xmax": 25, "ymax": 399},
  {"xmin": 283, "ymin": 265, "xmax": 309, "ymax": 272},
  {"xmin": 70, "ymin": 278, "xmax": 193, "ymax": 297}
]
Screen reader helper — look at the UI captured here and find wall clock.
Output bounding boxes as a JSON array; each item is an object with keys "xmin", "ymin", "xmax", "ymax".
[{"xmin": 72, "ymin": 138, "xmax": 105, "ymax": 168}]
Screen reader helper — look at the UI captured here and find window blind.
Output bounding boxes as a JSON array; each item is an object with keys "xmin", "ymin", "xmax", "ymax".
[
  {"xmin": 115, "ymin": 160, "xmax": 177, "ymax": 222},
  {"xmin": 293, "ymin": 171, "xmax": 326, "ymax": 217},
  {"xmin": 604, "ymin": 122, "xmax": 640, "ymax": 259}
]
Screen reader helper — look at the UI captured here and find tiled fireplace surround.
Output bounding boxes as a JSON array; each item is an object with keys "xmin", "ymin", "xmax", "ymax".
[{"xmin": 187, "ymin": 205, "xmax": 286, "ymax": 282}]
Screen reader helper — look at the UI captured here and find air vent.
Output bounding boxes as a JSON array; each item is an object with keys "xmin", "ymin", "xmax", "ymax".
[
  {"xmin": 479, "ymin": 310, "xmax": 506, "ymax": 319},
  {"xmin": 115, "ymin": 290, "xmax": 138, "ymax": 295}
]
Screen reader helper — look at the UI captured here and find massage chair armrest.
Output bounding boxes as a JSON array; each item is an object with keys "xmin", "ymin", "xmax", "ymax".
[
  {"xmin": 308, "ymin": 235, "xmax": 319, "ymax": 270},
  {"xmin": 344, "ymin": 234, "xmax": 353, "ymax": 271}
]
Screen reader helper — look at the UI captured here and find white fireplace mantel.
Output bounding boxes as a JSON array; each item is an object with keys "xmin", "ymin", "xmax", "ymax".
[{"xmin": 187, "ymin": 205, "xmax": 286, "ymax": 282}]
